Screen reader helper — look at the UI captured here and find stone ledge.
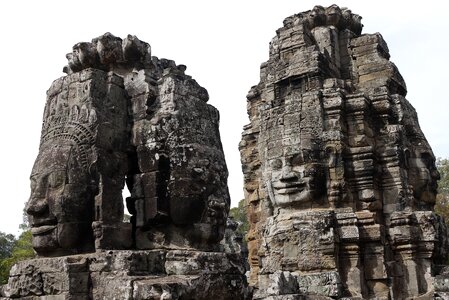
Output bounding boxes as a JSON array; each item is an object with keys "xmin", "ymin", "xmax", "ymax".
[{"xmin": 1, "ymin": 250, "xmax": 249, "ymax": 299}]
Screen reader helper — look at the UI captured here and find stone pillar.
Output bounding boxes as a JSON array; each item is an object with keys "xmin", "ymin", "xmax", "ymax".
[
  {"xmin": 336, "ymin": 210, "xmax": 366, "ymax": 298},
  {"xmin": 87, "ymin": 70, "xmax": 132, "ymax": 250},
  {"xmin": 357, "ymin": 211, "xmax": 389, "ymax": 298},
  {"xmin": 389, "ymin": 212, "xmax": 420, "ymax": 298},
  {"xmin": 322, "ymin": 79, "xmax": 348, "ymax": 208},
  {"xmin": 126, "ymin": 68, "xmax": 170, "ymax": 231},
  {"xmin": 346, "ymin": 94, "xmax": 379, "ymax": 211}
]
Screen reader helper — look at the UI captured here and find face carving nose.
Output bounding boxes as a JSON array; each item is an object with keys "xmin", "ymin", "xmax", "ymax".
[
  {"xmin": 280, "ymin": 165, "xmax": 298, "ymax": 181},
  {"xmin": 26, "ymin": 197, "xmax": 49, "ymax": 215},
  {"xmin": 432, "ymin": 169, "xmax": 441, "ymax": 181},
  {"xmin": 27, "ymin": 177, "xmax": 50, "ymax": 216}
]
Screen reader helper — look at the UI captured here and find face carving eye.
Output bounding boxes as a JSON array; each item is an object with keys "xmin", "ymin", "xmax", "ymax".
[
  {"xmin": 421, "ymin": 153, "xmax": 433, "ymax": 170},
  {"xmin": 290, "ymin": 154, "xmax": 304, "ymax": 166},
  {"xmin": 270, "ymin": 159, "xmax": 282, "ymax": 170},
  {"xmin": 48, "ymin": 170, "xmax": 66, "ymax": 188}
]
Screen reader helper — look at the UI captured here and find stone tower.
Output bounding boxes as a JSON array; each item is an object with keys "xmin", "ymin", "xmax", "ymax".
[
  {"xmin": 1, "ymin": 33, "xmax": 248, "ymax": 299},
  {"xmin": 240, "ymin": 5, "xmax": 448, "ymax": 299}
]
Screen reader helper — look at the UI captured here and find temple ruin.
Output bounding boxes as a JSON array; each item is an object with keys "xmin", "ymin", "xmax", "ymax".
[
  {"xmin": 1, "ymin": 4, "xmax": 449, "ymax": 300},
  {"xmin": 0, "ymin": 33, "xmax": 248, "ymax": 299},
  {"xmin": 240, "ymin": 4, "xmax": 449, "ymax": 299}
]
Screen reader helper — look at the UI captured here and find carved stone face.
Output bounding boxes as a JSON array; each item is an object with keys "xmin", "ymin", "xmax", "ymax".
[
  {"xmin": 309, "ymin": 5, "xmax": 326, "ymax": 27},
  {"xmin": 168, "ymin": 145, "xmax": 229, "ymax": 243},
  {"xmin": 66, "ymin": 49, "xmax": 82, "ymax": 73},
  {"xmin": 325, "ymin": 4, "xmax": 342, "ymax": 27},
  {"xmin": 408, "ymin": 149, "xmax": 440, "ymax": 204},
  {"xmin": 266, "ymin": 151, "xmax": 325, "ymax": 208},
  {"xmin": 26, "ymin": 144, "xmax": 95, "ymax": 255}
]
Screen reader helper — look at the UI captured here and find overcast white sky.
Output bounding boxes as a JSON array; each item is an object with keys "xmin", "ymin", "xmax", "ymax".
[{"xmin": 0, "ymin": 1, "xmax": 448, "ymax": 235}]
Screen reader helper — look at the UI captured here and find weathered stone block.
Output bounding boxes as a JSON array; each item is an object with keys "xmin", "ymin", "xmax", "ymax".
[
  {"xmin": 297, "ymin": 272, "xmax": 342, "ymax": 298},
  {"xmin": 165, "ymin": 250, "xmax": 245, "ymax": 275},
  {"xmin": 1, "ymin": 30, "xmax": 245, "ymax": 299}
]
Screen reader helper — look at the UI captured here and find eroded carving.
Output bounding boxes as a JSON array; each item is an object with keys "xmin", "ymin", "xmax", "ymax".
[
  {"xmin": 24, "ymin": 33, "xmax": 231, "ymax": 255},
  {"xmin": 26, "ymin": 69, "xmax": 129, "ymax": 256},
  {"xmin": 1, "ymin": 33, "xmax": 246, "ymax": 299},
  {"xmin": 240, "ymin": 5, "xmax": 447, "ymax": 299}
]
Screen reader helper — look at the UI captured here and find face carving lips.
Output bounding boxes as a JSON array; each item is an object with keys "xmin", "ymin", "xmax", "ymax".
[
  {"xmin": 266, "ymin": 159, "xmax": 323, "ymax": 207},
  {"xmin": 29, "ymin": 213, "xmax": 57, "ymax": 236},
  {"xmin": 31, "ymin": 224, "xmax": 57, "ymax": 236},
  {"xmin": 273, "ymin": 180, "xmax": 307, "ymax": 195}
]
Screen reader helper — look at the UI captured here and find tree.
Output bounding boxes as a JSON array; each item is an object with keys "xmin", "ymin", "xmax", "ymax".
[
  {"xmin": 229, "ymin": 199, "xmax": 249, "ymax": 239},
  {"xmin": 435, "ymin": 158, "xmax": 449, "ymax": 223},
  {"xmin": 0, "ymin": 230, "xmax": 34, "ymax": 284},
  {"xmin": 19, "ymin": 205, "xmax": 30, "ymax": 232},
  {"xmin": 0, "ymin": 232, "xmax": 15, "ymax": 260},
  {"xmin": 0, "ymin": 207, "xmax": 35, "ymax": 284}
]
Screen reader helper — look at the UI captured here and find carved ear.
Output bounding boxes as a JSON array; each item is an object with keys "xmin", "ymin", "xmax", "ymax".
[
  {"xmin": 403, "ymin": 148, "xmax": 410, "ymax": 168},
  {"xmin": 88, "ymin": 162, "xmax": 100, "ymax": 196},
  {"xmin": 89, "ymin": 160, "xmax": 98, "ymax": 177}
]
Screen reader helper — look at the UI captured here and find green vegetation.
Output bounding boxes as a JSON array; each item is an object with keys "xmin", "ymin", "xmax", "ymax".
[
  {"xmin": 229, "ymin": 199, "xmax": 249, "ymax": 239},
  {"xmin": 0, "ymin": 233, "xmax": 15, "ymax": 260},
  {"xmin": 435, "ymin": 158, "xmax": 449, "ymax": 223},
  {"xmin": 0, "ymin": 230, "xmax": 34, "ymax": 284},
  {"xmin": 0, "ymin": 208, "xmax": 35, "ymax": 284}
]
